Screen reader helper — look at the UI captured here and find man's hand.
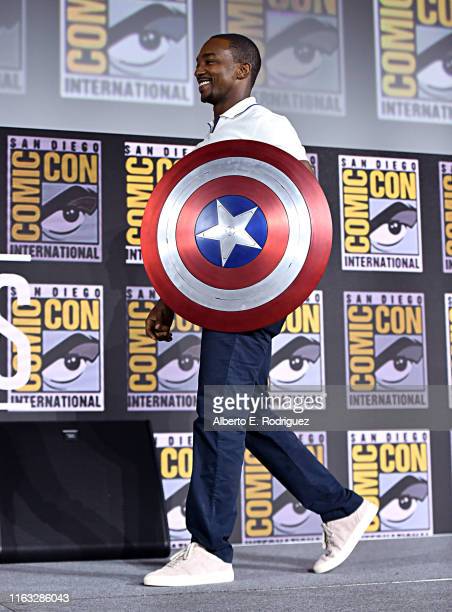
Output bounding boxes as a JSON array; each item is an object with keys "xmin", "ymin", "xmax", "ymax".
[{"xmin": 145, "ymin": 300, "xmax": 175, "ymax": 342}]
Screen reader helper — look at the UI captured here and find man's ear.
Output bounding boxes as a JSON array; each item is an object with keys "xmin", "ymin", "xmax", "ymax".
[{"xmin": 236, "ymin": 62, "xmax": 252, "ymax": 80}]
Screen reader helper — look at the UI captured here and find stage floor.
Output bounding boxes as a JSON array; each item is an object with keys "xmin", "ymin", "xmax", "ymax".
[{"xmin": 0, "ymin": 535, "xmax": 450, "ymax": 611}]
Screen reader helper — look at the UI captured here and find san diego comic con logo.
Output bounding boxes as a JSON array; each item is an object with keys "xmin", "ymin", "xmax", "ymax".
[
  {"xmin": 124, "ymin": 141, "xmax": 194, "ymax": 264},
  {"xmin": 374, "ymin": 0, "xmax": 452, "ymax": 124},
  {"xmin": 0, "ymin": 0, "xmax": 25, "ymax": 94},
  {"xmin": 154, "ymin": 433, "xmax": 192, "ymax": 549},
  {"xmin": 7, "ymin": 284, "xmax": 103, "ymax": 411},
  {"xmin": 126, "ymin": 286, "xmax": 200, "ymax": 411},
  {"xmin": 241, "ymin": 433, "xmax": 327, "ymax": 544},
  {"xmin": 61, "ymin": 0, "xmax": 193, "ymax": 105},
  {"xmin": 445, "ymin": 294, "xmax": 452, "ymax": 408},
  {"xmin": 348, "ymin": 430, "xmax": 433, "ymax": 538},
  {"xmin": 439, "ymin": 161, "xmax": 452, "ymax": 273},
  {"xmin": 6, "ymin": 136, "xmax": 102, "ymax": 262},
  {"xmin": 344, "ymin": 291, "xmax": 428, "ymax": 409},
  {"xmin": 269, "ymin": 290, "xmax": 325, "ymax": 402},
  {"xmin": 222, "ymin": 0, "xmax": 345, "ymax": 115},
  {"xmin": 339, "ymin": 155, "xmax": 422, "ymax": 272}
]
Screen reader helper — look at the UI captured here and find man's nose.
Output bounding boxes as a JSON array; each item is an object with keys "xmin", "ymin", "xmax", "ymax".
[{"xmin": 194, "ymin": 63, "xmax": 205, "ymax": 77}]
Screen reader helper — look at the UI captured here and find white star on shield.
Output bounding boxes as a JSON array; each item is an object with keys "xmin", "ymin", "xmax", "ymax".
[{"xmin": 196, "ymin": 199, "xmax": 262, "ymax": 266}]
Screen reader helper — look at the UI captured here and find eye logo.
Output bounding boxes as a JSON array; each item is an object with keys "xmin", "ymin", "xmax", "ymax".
[
  {"xmin": 270, "ymin": 336, "xmax": 321, "ymax": 389},
  {"xmin": 417, "ymin": 33, "xmax": 452, "ymax": 102},
  {"xmin": 374, "ymin": 337, "xmax": 423, "ymax": 389},
  {"xmin": 127, "ymin": 286, "xmax": 200, "ymax": 411},
  {"xmin": 339, "ymin": 155, "xmax": 422, "ymax": 272},
  {"xmin": 374, "ymin": 0, "xmax": 452, "ymax": 124},
  {"xmin": 41, "ymin": 186, "xmax": 98, "ymax": 240},
  {"xmin": 166, "ymin": 482, "xmax": 190, "ymax": 540},
  {"xmin": 266, "ymin": 17, "xmax": 338, "ymax": 85},
  {"xmin": 7, "ymin": 135, "xmax": 102, "ymax": 262},
  {"xmin": 270, "ymin": 290, "xmax": 325, "ymax": 397},
  {"xmin": 349, "ymin": 430, "xmax": 433, "ymax": 538},
  {"xmin": 0, "ymin": 0, "xmax": 25, "ymax": 94},
  {"xmin": 156, "ymin": 434, "xmax": 193, "ymax": 549},
  {"xmin": 272, "ymin": 490, "xmax": 310, "ymax": 536},
  {"xmin": 7, "ymin": 284, "xmax": 104, "ymax": 412},
  {"xmin": 157, "ymin": 334, "xmax": 200, "ymax": 392},
  {"xmin": 241, "ymin": 433, "xmax": 327, "ymax": 543},
  {"xmin": 42, "ymin": 333, "xmax": 100, "ymax": 391},
  {"xmin": 369, "ymin": 202, "xmax": 418, "ymax": 252},
  {"xmin": 108, "ymin": 3, "xmax": 187, "ymax": 78},
  {"xmin": 62, "ymin": 0, "xmax": 194, "ymax": 105},
  {"xmin": 379, "ymin": 475, "xmax": 428, "ymax": 529},
  {"xmin": 222, "ymin": 0, "xmax": 345, "ymax": 115},
  {"xmin": 344, "ymin": 291, "xmax": 428, "ymax": 409}
]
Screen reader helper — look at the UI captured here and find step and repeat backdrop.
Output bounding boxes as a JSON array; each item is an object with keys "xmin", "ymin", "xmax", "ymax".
[
  {"xmin": 0, "ymin": 126, "xmax": 451, "ymax": 548},
  {"xmin": 1, "ymin": 1, "xmax": 451, "ymax": 154},
  {"xmin": 1, "ymin": 0, "xmax": 451, "ymax": 551}
]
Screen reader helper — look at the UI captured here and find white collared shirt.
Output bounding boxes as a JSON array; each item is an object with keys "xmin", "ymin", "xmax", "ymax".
[{"xmin": 195, "ymin": 96, "xmax": 308, "ymax": 161}]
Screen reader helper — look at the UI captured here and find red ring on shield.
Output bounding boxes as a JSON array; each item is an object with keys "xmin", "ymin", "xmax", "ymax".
[
  {"xmin": 141, "ymin": 140, "xmax": 332, "ymax": 332},
  {"xmin": 175, "ymin": 176, "xmax": 289, "ymax": 290}
]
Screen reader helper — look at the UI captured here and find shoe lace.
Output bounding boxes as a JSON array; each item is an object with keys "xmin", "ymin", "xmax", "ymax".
[
  {"xmin": 167, "ymin": 543, "xmax": 197, "ymax": 567},
  {"xmin": 321, "ymin": 523, "xmax": 334, "ymax": 555}
]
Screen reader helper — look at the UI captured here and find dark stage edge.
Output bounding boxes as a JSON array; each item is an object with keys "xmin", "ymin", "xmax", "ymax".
[{"xmin": 0, "ymin": 535, "xmax": 450, "ymax": 611}]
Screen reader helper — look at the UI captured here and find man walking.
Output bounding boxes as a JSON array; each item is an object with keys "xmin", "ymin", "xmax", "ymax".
[{"xmin": 144, "ymin": 34, "xmax": 377, "ymax": 587}]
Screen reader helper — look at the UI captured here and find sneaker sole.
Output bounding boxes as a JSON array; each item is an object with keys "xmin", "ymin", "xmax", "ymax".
[
  {"xmin": 144, "ymin": 570, "xmax": 234, "ymax": 587},
  {"xmin": 312, "ymin": 501, "xmax": 378, "ymax": 574}
]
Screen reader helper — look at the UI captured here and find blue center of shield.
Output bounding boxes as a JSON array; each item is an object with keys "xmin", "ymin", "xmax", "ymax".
[{"xmin": 195, "ymin": 195, "xmax": 268, "ymax": 268}]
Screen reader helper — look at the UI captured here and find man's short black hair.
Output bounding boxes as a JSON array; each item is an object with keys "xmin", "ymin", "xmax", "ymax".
[{"xmin": 210, "ymin": 33, "xmax": 261, "ymax": 87}]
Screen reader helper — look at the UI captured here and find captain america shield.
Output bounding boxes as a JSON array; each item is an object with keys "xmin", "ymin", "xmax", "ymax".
[{"xmin": 141, "ymin": 139, "xmax": 332, "ymax": 332}]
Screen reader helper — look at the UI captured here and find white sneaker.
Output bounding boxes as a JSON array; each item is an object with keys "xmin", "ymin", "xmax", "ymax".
[
  {"xmin": 143, "ymin": 542, "xmax": 234, "ymax": 587},
  {"xmin": 312, "ymin": 499, "xmax": 378, "ymax": 574}
]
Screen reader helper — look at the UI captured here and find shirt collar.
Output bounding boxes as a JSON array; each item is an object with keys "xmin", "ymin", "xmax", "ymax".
[{"xmin": 207, "ymin": 96, "xmax": 257, "ymax": 128}]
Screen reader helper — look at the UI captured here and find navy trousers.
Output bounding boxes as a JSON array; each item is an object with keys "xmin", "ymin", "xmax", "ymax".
[{"xmin": 185, "ymin": 320, "xmax": 362, "ymax": 563}]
